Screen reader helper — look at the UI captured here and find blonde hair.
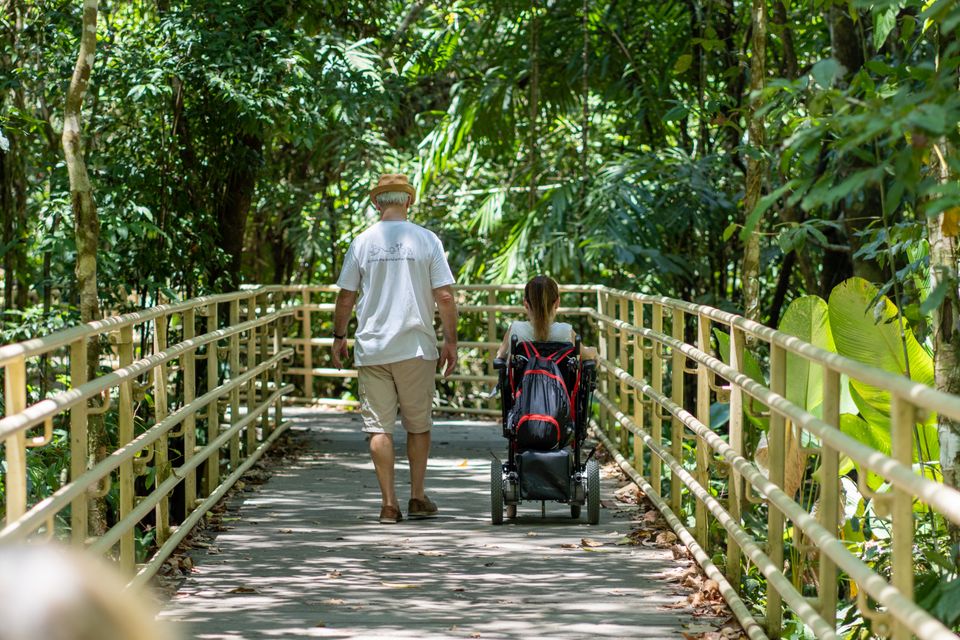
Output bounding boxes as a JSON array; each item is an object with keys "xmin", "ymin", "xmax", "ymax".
[{"xmin": 524, "ymin": 275, "xmax": 560, "ymax": 341}]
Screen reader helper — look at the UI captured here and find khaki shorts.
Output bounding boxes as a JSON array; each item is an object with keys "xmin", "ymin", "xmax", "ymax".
[{"xmin": 358, "ymin": 357, "xmax": 436, "ymax": 435}]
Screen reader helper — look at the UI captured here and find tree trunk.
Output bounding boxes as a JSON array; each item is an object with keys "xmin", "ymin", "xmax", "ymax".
[
  {"xmin": 213, "ymin": 133, "xmax": 262, "ymax": 290},
  {"xmin": 741, "ymin": 0, "xmax": 766, "ymax": 323},
  {"xmin": 828, "ymin": 4, "xmax": 885, "ymax": 285},
  {"xmin": 528, "ymin": 1, "xmax": 541, "ymax": 212},
  {"xmin": 62, "ymin": 0, "xmax": 107, "ymax": 535},
  {"xmin": 1, "ymin": 2, "xmax": 28, "ymax": 316},
  {"xmin": 928, "ymin": 28, "xmax": 960, "ymax": 567},
  {"xmin": 925, "ymin": 165, "xmax": 960, "ymax": 568},
  {"xmin": 772, "ymin": 1, "xmax": 797, "ymax": 79}
]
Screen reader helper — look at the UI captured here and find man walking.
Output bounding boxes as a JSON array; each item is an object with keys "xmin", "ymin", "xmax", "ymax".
[{"xmin": 331, "ymin": 174, "xmax": 458, "ymax": 524}]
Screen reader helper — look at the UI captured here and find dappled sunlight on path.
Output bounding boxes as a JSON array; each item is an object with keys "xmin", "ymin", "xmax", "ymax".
[{"xmin": 160, "ymin": 408, "xmax": 697, "ymax": 639}]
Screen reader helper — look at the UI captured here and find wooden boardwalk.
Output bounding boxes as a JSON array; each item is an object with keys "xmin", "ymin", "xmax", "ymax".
[{"xmin": 160, "ymin": 408, "xmax": 703, "ymax": 639}]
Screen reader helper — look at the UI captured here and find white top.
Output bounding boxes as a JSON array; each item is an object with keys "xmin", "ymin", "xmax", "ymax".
[
  {"xmin": 508, "ymin": 320, "xmax": 574, "ymax": 344},
  {"xmin": 336, "ymin": 221, "xmax": 455, "ymax": 366}
]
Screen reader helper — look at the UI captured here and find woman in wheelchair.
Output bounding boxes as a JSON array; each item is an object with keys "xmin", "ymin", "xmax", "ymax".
[
  {"xmin": 495, "ymin": 275, "xmax": 597, "ymax": 361},
  {"xmin": 490, "ymin": 275, "xmax": 600, "ymax": 524}
]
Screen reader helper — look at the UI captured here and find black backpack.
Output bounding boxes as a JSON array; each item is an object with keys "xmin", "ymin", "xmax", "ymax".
[{"xmin": 509, "ymin": 343, "xmax": 575, "ymax": 451}]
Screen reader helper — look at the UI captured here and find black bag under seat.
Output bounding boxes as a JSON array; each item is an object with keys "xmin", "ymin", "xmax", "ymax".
[
  {"xmin": 518, "ymin": 448, "xmax": 574, "ymax": 501},
  {"xmin": 509, "ymin": 342, "xmax": 573, "ymax": 451}
]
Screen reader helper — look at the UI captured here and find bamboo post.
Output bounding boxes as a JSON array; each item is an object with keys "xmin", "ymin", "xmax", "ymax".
[
  {"xmin": 229, "ymin": 299, "xmax": 241, "ymax": 467},
  {"xmin": 487, "ymin": 291, "xmax": 497, "ymax": 411},
  {"xmin": 117, "ymin": 324, "xmax": 135, "ymax": 573},
  {"xmin": 302, "ymin": 289, "xmax": 313, "ymax": 400},
  {"xmin": 183, "ymin": 308, "xmax": 197, "ymax": 511},
  {"xmin": 819, "ymin": 366, "xmax": 840, "ymax": 628},
  {"xmin": 618, "ymin": 295, "xmax": 630, "ymax": 457},
  {"xmin": 206, "ymin": 303, "xmax": 220, "ymax": 494},
  {"xmin": 604, "ymin": 293, "xmax": 616, "ymax": 442},
  {"xmin": 670, "ymin": 308, "xmax": 684, "ymax": 515},
  {"xmin": 258, "ymin": 293, "xmax": 270, "ymax": 436},
  {"xmin": 597, "ymin": 290, "xmax": 608, "ymax": 436},
  {"xmin": 767, "ymin": 343, "xmax": 787, "ymax": 637},
  {"xmin": 632, "ymin": 299, "xmax": 644, "ymax": 476},
  {"xmin": 246, "ymin": 294, "xmax": 258, "ymax": 454},
  {"xmin": 152, "ymin": 316, "xmax": 170, "ymax": 544},
  {"xmin": 726, "ymin": 325, "xmax": 746, "ymax": 589},
  {"xmin": 890, "ymin": 394, "xmax": 915, "ymax": 640},
  {"xmin": 69, "ymin": 339, "xmax": 89, "ymax": 545},
  {"xmin": 695, "ymin": 313, "xmax": 711, "ymax": 549},
  {"xmin": 272, "ymin": 294, "xmax": 284, "ymax": 430},
  {"xmin": 650, "ymin": 303, "xmax": 664, "ymax": 498},
  {"xmin": 4, "ymin": 358, "xmax": 28, "ymax": 525}
]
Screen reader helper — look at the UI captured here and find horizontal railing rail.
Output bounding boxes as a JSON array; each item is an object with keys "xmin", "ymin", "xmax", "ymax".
[{"xmin": 0, "ymin": 287, "xmax": 293, "ymax": 586}]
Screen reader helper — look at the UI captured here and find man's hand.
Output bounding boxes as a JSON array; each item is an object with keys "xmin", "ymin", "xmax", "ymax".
[
  {"xmin": 332, "ymin": 337, "xmax": 349, "ymax": 369},
  {"xmin": 438, "ymin": 341, "xmax": 458, "ymax": 378}
]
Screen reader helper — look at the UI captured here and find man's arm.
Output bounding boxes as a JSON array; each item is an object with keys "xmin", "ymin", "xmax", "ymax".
[
  {"xmin": 434, "ymin": 284, "xmax": 458, "ymax": 377},
  {"xmin": 331, "ymin": 288, "xmax": 358, "ymax": 369}
]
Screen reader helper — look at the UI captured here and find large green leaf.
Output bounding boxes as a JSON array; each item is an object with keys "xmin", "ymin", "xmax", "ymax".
[
  {"xmin": 714, "ymin": 329, "xmax": 768, "ymax": 431},
  {"xmin": 778, "ymin": 295, "xmax": 836, "ymax": 418},
  {"xmin": 828, "ymin": 277, "xmax": 934, "ymax": 422}
]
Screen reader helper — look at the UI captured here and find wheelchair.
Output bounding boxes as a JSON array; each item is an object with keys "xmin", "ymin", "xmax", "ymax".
[{"xmin": 491, "ymin": 334, "xmax": 598, "ymax": 524}]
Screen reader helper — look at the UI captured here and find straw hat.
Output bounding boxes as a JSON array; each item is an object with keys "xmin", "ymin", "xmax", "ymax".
[{"xmin": 369, "ymin": 174, "xmax": 416, "ymax": 205}]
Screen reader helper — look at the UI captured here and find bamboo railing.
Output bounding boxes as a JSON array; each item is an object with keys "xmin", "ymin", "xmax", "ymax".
[
  {"xmin": 2, "ymin": 283, "xmax": 959, "ymax": 640},
  {"xmin": 0, "ymin": 288, "xmax": 293, "ymax": 586},
  {"xmin": 586, "ymin": 287, "xmax": 960, "ymax": 640}
]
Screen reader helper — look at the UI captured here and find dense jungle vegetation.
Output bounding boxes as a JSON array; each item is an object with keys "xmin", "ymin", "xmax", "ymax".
[{"xmin": 2, "ymin": 0, "xmax": 960, "ymax": 637}]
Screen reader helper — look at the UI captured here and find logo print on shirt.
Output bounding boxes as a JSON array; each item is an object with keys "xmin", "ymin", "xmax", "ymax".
[{"xmin": 368, "ymin": 243, "xmax": 415, "ymax": 262}]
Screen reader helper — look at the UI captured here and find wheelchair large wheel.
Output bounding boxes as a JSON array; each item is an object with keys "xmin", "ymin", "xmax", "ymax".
[
  {"xmin": 586, "ymin": 458, "xmax": 600, "ymax": 525},
  {"xmin": 490, "ymin": 460, "xmax": 504, "ymax": 525}
]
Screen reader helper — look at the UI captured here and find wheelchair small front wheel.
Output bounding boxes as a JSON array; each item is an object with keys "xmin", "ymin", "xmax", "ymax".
[
  {"xmin": 586, "ymin": 458, "xmax": 600, "ymax": 525},
  {"xmin": 506, "ymin": 504, "xmax": 517, "ymax": 519},
  {"xmin": 490, "ymin": 460, "xmax": 504, "ymax": 525},
  {"xmin": 570, "ymin": 504, "xmax": 581, "ymax": 519}
]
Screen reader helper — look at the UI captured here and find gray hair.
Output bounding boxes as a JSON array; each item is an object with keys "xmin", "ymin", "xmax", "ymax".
[{"xmin": 375, "ymin": 191, "xmax": 412, "ymax": 206}]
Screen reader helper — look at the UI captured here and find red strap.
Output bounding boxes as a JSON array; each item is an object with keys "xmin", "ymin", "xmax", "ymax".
[
  {"xmin": 517, "ymin": 413, "xmax": 561, "ymax": 445},
  {"xmin": 549, "ymin": 347, "xmax": 573, "ymax": 363},
  {"xmin": 570, "ymin": 365, "xmax": 581, "ymax": 423},
  {"xmin": 524, "ymin": 368, "xmax": 568, "ymax": 394}
]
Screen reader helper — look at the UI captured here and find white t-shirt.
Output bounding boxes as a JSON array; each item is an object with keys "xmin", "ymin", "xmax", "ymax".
[
  {"xmin": 508, "ymin": 320, "xmax": 574, "ymax": 344},
  {"xmin": 336, "ymin": 221, "xmax": 455, "ymax": 366}
]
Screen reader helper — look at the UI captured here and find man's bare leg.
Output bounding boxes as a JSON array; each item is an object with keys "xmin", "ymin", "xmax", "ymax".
[
  {"xmin": 407, "ymin": 431, "xmax": 431, "ymax": 501},
  {"xmin": 369, "ymin": 433, "xmax": 397, "ymax": 507}
]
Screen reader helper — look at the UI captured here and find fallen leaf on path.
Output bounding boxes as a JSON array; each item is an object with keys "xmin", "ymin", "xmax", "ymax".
[
  {"xmin": 380, "ymin": 582, "xmax": 418, "ymax": 589},
  {"xmin": 327, "ymin": 570, "xmax": 342, "ymax": 578},
  {"xmin": 643, "ymin": 510, "xmax": 659, "ymax": 523},
  {"xmin": 457, "ymin": 459, "xmax": 469, "ymax": 467},
  {"xmin": 418, "ymin": 550, "xmax": 444, "ymax": 557},
  {"xmin": 313, "ymin": 621, "xmax": 326, "ymax": 628},
  {"xmin": 656, "ymin": 531, "xmax": 678, "ymax": 546},
  {"xmin": 322, "ymin": 599, "xmax": 346, "ymax": 605},
  {"xmin": 560, "ymin": 543, "xmax": 579, "ymax": 549},
  {"xmin": 580, "ymin": 537, "xmax": 604, "ymax": 547},
  {"xmin": 227, "ymin": 586, "xmax": 258, "ymax": 594},
  {"xmin": 279, "ymin": 529, "xmax": 294, "ymax": 534},
  {"xmin": 526, "ymin": 532, "xmax": 538, "ymax": 537}
]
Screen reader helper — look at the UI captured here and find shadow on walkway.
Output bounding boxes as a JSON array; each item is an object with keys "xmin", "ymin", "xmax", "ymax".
[{"xmin": 160, "ymin": 407, "xmax": 697, "ymax": 639}]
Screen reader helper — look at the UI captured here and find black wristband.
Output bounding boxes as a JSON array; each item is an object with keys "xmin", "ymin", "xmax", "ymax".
[{"xmin": 333, "ymin": 332, "xmax": 346, "ymax": 340}]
